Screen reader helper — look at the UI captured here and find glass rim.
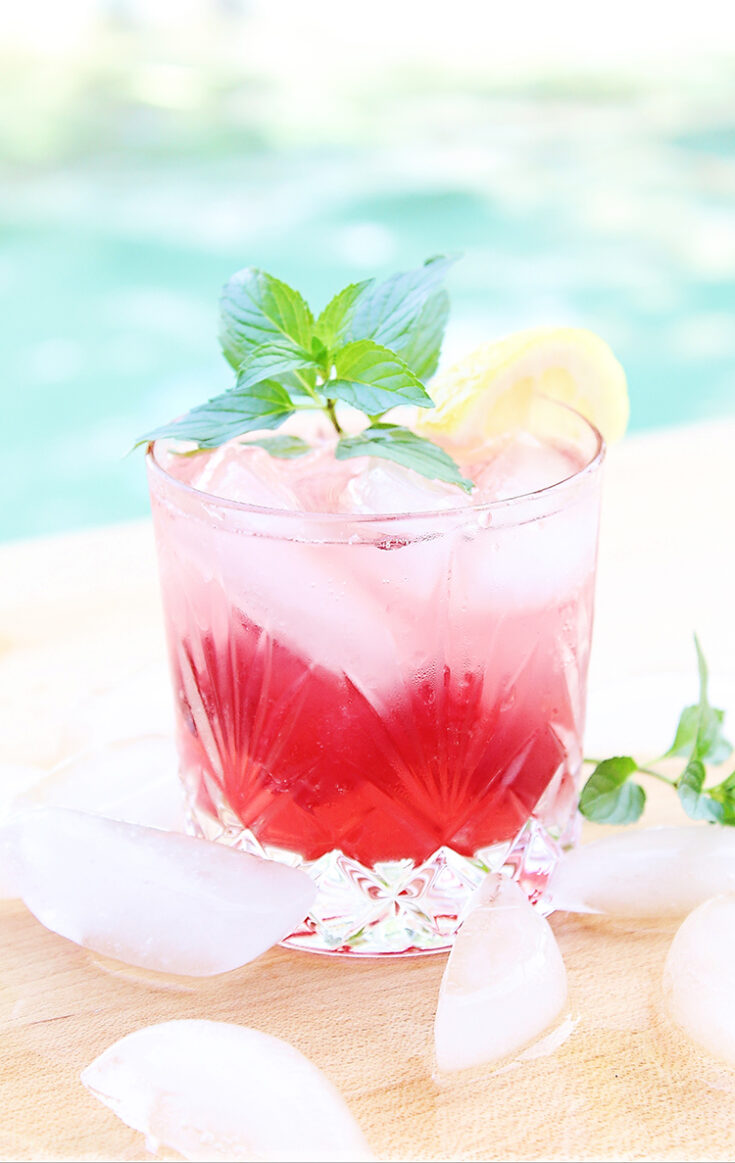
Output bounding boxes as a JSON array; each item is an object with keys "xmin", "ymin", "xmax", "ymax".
[{"xmin": 147, "ymin": 394, "xmax": 606, "ymax": 526}]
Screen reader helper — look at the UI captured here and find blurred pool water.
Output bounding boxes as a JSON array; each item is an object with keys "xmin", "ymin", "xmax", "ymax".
[{"xmin": 2, "ymin": 79, "xmax": 735, "ymax": 540}]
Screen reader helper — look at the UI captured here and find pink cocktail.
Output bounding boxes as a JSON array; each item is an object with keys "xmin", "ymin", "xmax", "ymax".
[{"xmin": 148, "ymin": 396, "xmax": 604, "ymax": 953}]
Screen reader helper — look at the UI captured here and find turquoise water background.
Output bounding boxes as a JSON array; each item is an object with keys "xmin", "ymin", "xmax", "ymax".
[{"xmin": 2, "ymin": 48, "xmax": 735, "ymax": 541}]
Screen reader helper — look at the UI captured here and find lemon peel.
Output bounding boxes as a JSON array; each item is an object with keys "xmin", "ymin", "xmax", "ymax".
[{"xmin": 418, "ymin": 327, "xmax": 629, "ymax": 445}]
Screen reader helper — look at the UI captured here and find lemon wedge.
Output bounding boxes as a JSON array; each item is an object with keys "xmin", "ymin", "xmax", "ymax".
[{"xmin": 417, "ymin": 327, "xmax": 629, "ymax": 445}]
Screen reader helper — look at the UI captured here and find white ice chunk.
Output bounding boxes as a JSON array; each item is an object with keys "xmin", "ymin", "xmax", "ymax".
[
  {"xmin": 192, "ymin": 444, "xmax": 301, "ymax": 509},
  {"xmin": 434, "ymin": 874, "xmax": 568, "ymax": 1072},
  {"xmin": 0, "ymin": 763, "xmax": 46, "ymax": 824},
  {"xmin": 450, "ymin": 486, "xmax": 599, "ymax": 617},
  {"xmin": 0, "ymin": 823, "xmax": 22, "ymax": 900},
  {"xmin": 0, "ymin": 764, "xmax": 46, "ymax": 899},
  {"xmin": 161, "ymin": 454, "xmax": 398, "ymax": 680},
  {"xmin": 10, "ymin": 808, "xmax": 315, "ymax": 975},
  {"xmin": 13, "ymin": 735, "xmax": 185, "ymax": 833},
  {"xmin": 82, "ymin": 1019, "xmax": 372, "ymax": 1162},
  {"xmin": 548, "ymin": 826, "xmax": 735, "ymax": 918},
  {"xmin": 159, "ymin": 445, "xmax": 463, "ymax": 680},
  {"xmin": 664, "ymin": 894, "xmax": 735, "ymax": 1065},
  {"xmin": 280, "ymin": 442, "xmax": 361, "ymax": 512},
  {"xmin": 344, "ymin": 461, "xmax": 469, "ymax": 515},
  {"xmin": 473, "ymin": 432, "xmax": 578, "ymax": 502}
]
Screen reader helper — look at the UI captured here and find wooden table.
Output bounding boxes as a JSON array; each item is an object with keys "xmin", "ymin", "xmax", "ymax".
[{"xmin": 2, "ymin": 420, "xmax": 735, "ymax": 1161}]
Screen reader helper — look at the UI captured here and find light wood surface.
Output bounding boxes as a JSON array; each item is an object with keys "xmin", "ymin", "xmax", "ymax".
[{"xmin": 2, "ymin": 419, "xmax": 735, "ymax": 1162}]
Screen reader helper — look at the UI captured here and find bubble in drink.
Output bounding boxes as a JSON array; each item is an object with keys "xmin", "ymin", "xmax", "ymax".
[{"xmin": 82, "ymin": 1019, "xmax": 372, "ymax": 1162}]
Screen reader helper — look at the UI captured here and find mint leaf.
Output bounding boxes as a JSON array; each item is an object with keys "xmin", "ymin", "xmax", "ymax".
[
  {"xmin": 677, "ymin": 758, "xmax": 724, "ymax": 823},
  {"xmin": 666, "ymin": 635, "xmax": 732, "ymax": 763},
  {"xmin": 315, "ymin": 280, "xmax": 373, "ymax": 350},
  {"xmin": 330, "ymin": 340, "xmax": 433, "ymax": 412},
  {"xmin": 219, "ymin": 267, "xmax": 314, "ymax": 371},
  {"xmin": 141, "ymin": 380, "xmax": 294, "ymax": 448},
  {"xmin": 241, "ymin": 434, "xmax": 311, "ymax": 459},
  {"xmin": 582, "ymin": 638, "xmax": 734, "ymax": 828},
  {"xmin": 310, "ymin": 335, "xmax": 329, "ymax": 364},
  {"xmin": 280, "ymin": 367, "xmax": 318, "ymax": 401},
  {"xmin": 693, "ymin": 634, "xmax": 732, "ymax": 762},
  {"xmin": 666, "ymin": 704, "xmax": 704, "ymax": 757},
  {"xmin": 347, "ymin": 255, "xmax": 455, "ymax": 352},
  {"xmin": 393, "ymin": 290, "xmax": 449, "ymax": 380},
  {"xmin": 336, "ymin": 424, "xmax": 473, "ymax": 492},
  {"xmin": 578, "ymin": 757, "xmax": 645, "ymax": 824},
  {"xmin": 709, "ymin": 771, "xmax": 735, "ymax": 823},
  {"xmin": 667, "ymin": 705, "xmax": 731, "ymax": 764},
  {"xmin": 235, "ymin": 339, "xmax": 318, "ymax": 391}
]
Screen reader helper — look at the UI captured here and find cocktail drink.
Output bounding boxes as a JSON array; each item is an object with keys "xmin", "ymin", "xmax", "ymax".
[{"xmin": 147, "ymin": 394, "xmax": 604, "ymax": 954}]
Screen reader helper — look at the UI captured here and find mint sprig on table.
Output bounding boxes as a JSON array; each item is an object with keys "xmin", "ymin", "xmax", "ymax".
[
  {"xmin": 140, "ymin": 256, "xmax": 473, "ymax": 492},
  {"xmin": 580, "ymin": 636, "xmax": 734, "ymax": 825}
]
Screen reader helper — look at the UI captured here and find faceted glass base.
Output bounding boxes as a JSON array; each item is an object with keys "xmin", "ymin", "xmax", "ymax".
[{"xmin": 191, "ymin": 804, "xmax": 578, "ymax": 956}]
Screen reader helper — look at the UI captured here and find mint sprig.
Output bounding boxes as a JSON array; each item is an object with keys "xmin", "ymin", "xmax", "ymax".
[
  {"xmin": 139, "ymin": 257, "xmax": 471, "ymax": 493},
  {"xmin": 580, "ymin": 636, "xmax": 734, "ymax": 826}
]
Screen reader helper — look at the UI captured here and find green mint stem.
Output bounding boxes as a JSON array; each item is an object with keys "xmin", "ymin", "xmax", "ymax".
[
  {"xmin": 580, "ymin": 637, "xmax": 734, "ymax": 826},
  {"xmin": 637, "ymin": 766, "xmax": 678, "ymax": 787},
  {"xmin": 325, "ymin": 398, "xmax": 343, "ymax": 435},
  {"xmin": 293, "ymin": 367, "xmax": 345, "ymax": 434},
  {"xmin": 584, "ymin": 758, "xmax": 677, "ymax": 788}
]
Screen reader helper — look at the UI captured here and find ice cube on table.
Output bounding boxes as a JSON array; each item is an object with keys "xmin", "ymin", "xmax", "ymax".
[
  {"xmin": 13, "ymin": 735, "xmax": 185, "ymax": 833},
  {"xmin": 434, "ymin": 874, "xmax": 568, "ymax": 1072},
  {"xmin": 548, "ymin": 826, "xmax": 735, "ymax": 918},
  {"xmin": 8, "ymin": 807, "xmax": 315, "ymax": 975},
  {"xmin": 0, "ymin": 764, "xmax": 46, "ymax": 899},
  {"xmin": 344, "ymin": 461, "xmax": 470, "ymax": 514},
  {"xmin": 0, "ymin": 763, "xmax": 47, "ymax": 824},
  {"xmin": 0, "ymin": 822, "xmax": 22, "ymax": 900},
  {"xmin": 664, "ymin": 894, "xmax": 735, "ymax": 1065},
  {"xmin": 82, "ymin": 1019, "xmax": 372, "ymax": 1163}
]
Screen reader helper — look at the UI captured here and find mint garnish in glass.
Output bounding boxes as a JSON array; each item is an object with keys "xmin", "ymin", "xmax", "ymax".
[{"xmin": 139, "ymin": 256, "xmax": 473, "ymax": 492}]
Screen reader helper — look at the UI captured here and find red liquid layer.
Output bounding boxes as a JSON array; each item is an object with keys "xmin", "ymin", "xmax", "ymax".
[{"xmin": 172, "ymin": 606, "xmax": 584, "ymax": 866}]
